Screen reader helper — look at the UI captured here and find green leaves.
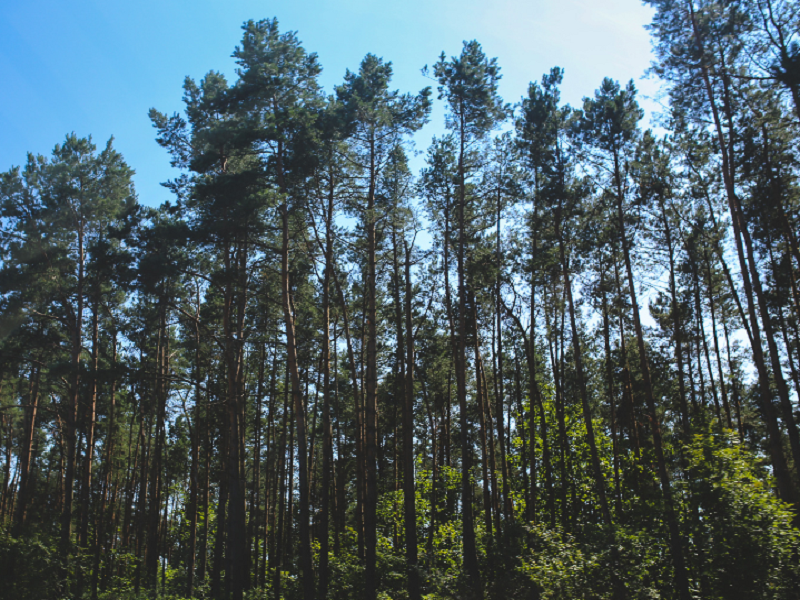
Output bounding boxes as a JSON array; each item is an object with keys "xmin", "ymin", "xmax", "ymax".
[
  {"xmin": 574, "ymin": 78, "xmax": 643, "ymax": 155},
  {"xmin": 433, "ymin": 41, "xmax": 507, "ymax": 140},
  {"xmin": 679, "ymin": 430, "xmax": 800, "ymax": 599}
]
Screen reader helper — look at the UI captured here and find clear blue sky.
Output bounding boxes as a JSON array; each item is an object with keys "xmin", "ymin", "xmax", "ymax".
[{"xmin": 1, "ymin": 0, "xmax": 660, "ymax": 207}]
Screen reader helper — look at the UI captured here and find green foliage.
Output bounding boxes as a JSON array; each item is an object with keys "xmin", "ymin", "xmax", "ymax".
[
  {"xmin": 4, "ymin": 6, "xmax": 800, "ymax": 600},
  {"xmin": 0, "ymin": 528, "xmax": 62, "ymax": 600},
  {"xmin": 519, "ymin": 524, "xmax": 601, "ymax": 599},
  {"xmin": 518, "ymin": 523, "xmax": 671, "ymax": 600},
  {"xmin": 681, "ymin": 431, "xmax": 800, "ymax": 599}
]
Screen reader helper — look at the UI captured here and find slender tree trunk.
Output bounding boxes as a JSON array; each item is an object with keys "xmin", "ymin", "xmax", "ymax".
[
  {"xmin": 280, "ymin": 203, "xmax": 315, "ymax": 600},
  {"xmin": 658, "ymin": 197, "xmax": 691, "ymax": 436},
  {"xmin": 211, "ymin": 402, "xmax": 228, "ymax": 600},
  {"xmin": 473, "ymin": 311, "xmax": 494, "ymax": 540},
  {"xmin": 334, "ymin": 274, "xmax": 365, "ymax": 560},
  {"xmin": 250, "ymin": 344, "xmax": 265, "ymax": 589},
  {"xmin": 186, "ymin": 309, "xmax": 202, "ymax": 598},
  {"xmin": 722, "ymin": 319, "xmax": 745, "ymax": 440},
  {"xmin": 134, "ymin": 413, "xmax": 152, "ymax": 595},
  {"xmin": 693, "ymin": 270, "xmax": 721, "ymax": 421},
  {"xmin": 778, "ymin": 306, "xmax": 800, "ymax": 410},
  {"xmin": 504, "ymin": 282, "xmax": 552, "ymax": 525},
  {"xmin": 546, "ymin": 284, "xmax": 569, "ymax": 529},
  {"xmin": 494, "ymin": 187, "xmax": 510, "ymax": 519},
  {"xmin": 146, "ymin": 299, "xmax": 170, "ymax": 594},
  {"xmin": 613, "ymin": 148, "xmax": 690, "ymax": 600},
  {"xmin": 272, "ymin": 363, "xmax": 290, "ymax": 600},
  {"xmin": 79, "ymin": 295, "xmax": 101, "ymax": 555},
  {"xmin": 402, "ymin": 237, "xmax": 421, "ymax": 599},
  {"xmin": 333, "ymin": 324, "xmax": 346, "ymax": 555},
  {"xmin": 91, "ymin": 330, "xmax": 118, "ymax": 600},
  {"xmin": 613, "ymin": 253, "xmax": 641, "ymax": 464},
  {"xmin": 363, "ymin": 131, "xmax": 380, "ymax": 600},
  {"xmin": 705, "ymin": 253, "xmax": 732, "ymax": 428},
  {"xmin": 262, "ymin": 349, "xmax": 278, "ymax": 590},
  {"xmin": 318, "ymin": 173, "xmax": 335, "ymax": 599},
  {"xmin": 514, "ymin": 352, "xmax": 532, "ymax": 518},
  {"xmin": 479, "ymin": 352, "xmax": 501, "ymax": 533},
  {"xmin": 61, "ymin": 221, "xmax": 86, "ymax": 592},
  {"xmin": 601, "ymin": 265, "xmax": 622, "ymax": 516},
  {"xmin": 199, "ymin": 392, "xmax": 211, "ymax": 586},
  {"xmin": 1, "ymin": 407, "xmax": 11, "ymax": 521},
  {"xmin": 14, "ymin": 362, "xmax": 41, "ymax": 533},
  {"xmin": 555, "ymin": 196, "xmax": 611, "ymax": 525},
  {"xmin": 455, "ymin": 121, "xmax": 480, "ymax": 592}
]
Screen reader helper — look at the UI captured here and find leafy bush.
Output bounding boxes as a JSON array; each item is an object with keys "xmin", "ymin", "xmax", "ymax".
[
  {"xmin": 0, "ymin": 528, "xmax": 62, "ymax": 600},
  {"xmin": 681, "ymin": 432, "xmax": 800, "ymax": 599}
]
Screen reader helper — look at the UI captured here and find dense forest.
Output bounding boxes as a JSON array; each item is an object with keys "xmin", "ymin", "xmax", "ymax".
[{"xmin": 2, "ymin": 1, "xmax": 800, "ymax": 599}]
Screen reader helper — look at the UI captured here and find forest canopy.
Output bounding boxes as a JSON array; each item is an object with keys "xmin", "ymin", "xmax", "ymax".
[{"xmin": 2, "ymin": 2, "xmax": 800, "ymax": 599}]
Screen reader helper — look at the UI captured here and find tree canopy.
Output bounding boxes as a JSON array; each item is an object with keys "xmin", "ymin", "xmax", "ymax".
[{"xmin": 2, "ymin": 8, "xmax": 800, "ymax": 600}]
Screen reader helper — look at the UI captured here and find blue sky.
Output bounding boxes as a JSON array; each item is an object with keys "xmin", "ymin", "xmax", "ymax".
[{"xmin": 1, "ymin": 0, "xmax": 661, "ymax": 207}]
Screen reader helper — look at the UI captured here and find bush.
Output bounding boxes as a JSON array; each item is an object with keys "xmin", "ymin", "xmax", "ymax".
[{"xmin": 681, "ymin": 431, "xmax": 800, "ymax": 599}]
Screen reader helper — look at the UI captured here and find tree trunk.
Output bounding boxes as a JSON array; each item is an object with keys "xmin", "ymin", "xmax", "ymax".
[
  {"xmin": 555, "ymin": 195, "xmax": 611, "ymax": 525},
  {"xmin": 79, "ymin": 295, "xmax": 101, "ymax": 554},
  {"xmin": 280, "ymin": 203, "xmax": 315, "ymax": 600},
  {"xmin": 14, "ymin": 362, "xmax": 41, "ymax": 533},
  {"xmin": 318, "ymin": 174, "xmax": 335, "ymax": 599},
  {"xmin": 613, "ymin": 147, "xmax": 690, "ymax": 600},
  {"xmin": 601, "ymin": 266, "xmax": 622, "ymax": 516},
  {"xmin": 494, "ymin": 186, "xmax": 510, "ymax": 519},
  {"xmin": 456, "ymin": 120, "xmax": 481, "ymax": 592}
]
